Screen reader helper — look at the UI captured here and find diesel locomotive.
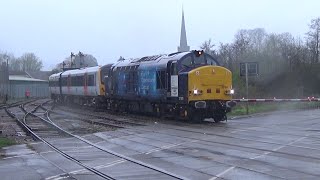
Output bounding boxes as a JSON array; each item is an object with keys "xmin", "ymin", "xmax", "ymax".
[{"xmin": 49, "ymin": 50, "xmax": 235, "ymax": 122}]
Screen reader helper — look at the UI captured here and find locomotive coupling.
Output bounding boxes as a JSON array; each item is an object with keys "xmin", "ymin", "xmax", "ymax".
[{"xmin": 195, "ymin": 101, "xmax": 206, "ymax": 108}]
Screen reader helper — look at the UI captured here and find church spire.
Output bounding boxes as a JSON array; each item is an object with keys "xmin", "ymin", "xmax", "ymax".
[{"xmin": 178, "ymin": 7, "xmax": 190, "ymax": 52}]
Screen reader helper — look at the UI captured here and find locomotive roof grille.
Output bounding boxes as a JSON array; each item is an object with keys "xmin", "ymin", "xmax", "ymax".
[{"xmin": 135, "ymin": 55, "xmax": 163, "ymax": 62}]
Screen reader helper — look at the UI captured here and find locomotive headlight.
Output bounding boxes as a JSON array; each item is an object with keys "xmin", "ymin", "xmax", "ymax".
[
  {"xmin": 193, "ymin": 89, "xmax": 202, "ymax": 95},
  {"xmin": 230, "ymin": 89, "xmax": 235, "ymax": 94}
]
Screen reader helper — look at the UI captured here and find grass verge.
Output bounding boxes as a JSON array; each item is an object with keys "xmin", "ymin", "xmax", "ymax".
[
  {"xmin": 229, "ymin": 102, "xmax": 320, "ymax": 116},
  {"xmin": 0, "ymin": 137, "xmax": 16, "ymax": 148}
]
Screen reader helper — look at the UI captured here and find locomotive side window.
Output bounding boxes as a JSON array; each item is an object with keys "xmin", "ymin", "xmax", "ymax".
[
  {"xmin": 171, "ymin": 62, "xmax": 177, "ymax": 75},
  {"xmin": 156, "ymin": 71, "xmax": 166, "ymax": 89},
  {"xmin": 127, "ymin": 71, "xmax": 134, "ymax": 92}
]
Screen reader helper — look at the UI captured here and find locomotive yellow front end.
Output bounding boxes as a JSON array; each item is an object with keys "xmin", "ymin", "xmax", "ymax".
[
  {"xmin": 187, "ymin": 65, "xmax": 235, "ymax": 122},
  {"xmin": 188, "ymin": 66, "xmax": 233, "ymax": 102}
]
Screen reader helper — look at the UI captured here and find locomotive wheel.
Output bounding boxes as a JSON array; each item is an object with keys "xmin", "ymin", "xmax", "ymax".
[
  {"xmin": 213, "ymin": 113, "xmax": 227, "ymax": 123},
  {"xmin": 154, "ymin": 104, "xmax": 163, "ymax": 118},
  {"xmin": 191, "ymin": 114, "xmax": 202, "ymax": 123},
  {"xmin": 155, "ymin": 107, "xmax": 161, "ymax": 117},
  {"xmin": 188, "ymin": 108, "xmax": 203, "ymax": 123}
]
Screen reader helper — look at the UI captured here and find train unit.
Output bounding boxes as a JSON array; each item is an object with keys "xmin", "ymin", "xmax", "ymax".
[
  {"xmin": 49, "ymin": 66, "xmax": 106, "ymax": 105},
  {"xmin": 101, "ymin": 50, "xmax": 235, "ymax": 122},
  {"xmin": 49, "ymin": 50, "xmax": 235, "ymax": 122}
]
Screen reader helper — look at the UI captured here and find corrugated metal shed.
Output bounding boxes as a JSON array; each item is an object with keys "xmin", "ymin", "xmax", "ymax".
[{"xmin": 9, "ymin": 75, "xmax": 49, "ymax": 98}]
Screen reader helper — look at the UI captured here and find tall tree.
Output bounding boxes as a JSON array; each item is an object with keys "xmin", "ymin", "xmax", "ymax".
[
  {"xmin": 200, "ymin": 39, "xmax": 215, "ymax": 55},
  {"xmin": 54, "ymin": 52, "xmax": 98, "ymax": 72},
  {"xmin": 9, "ymin": 58, "xmax": 22, "ymax": 71},
  {"xmin": 306, "ymin": 17, "xmax": 320, "ymax": 64},
  {"xmin": 0, "ymin": 52, "xmax": 14, "ymax": 64},
  {"xmin": 19, "ymin": 53, "xmax": 43, "ymax": 71}
]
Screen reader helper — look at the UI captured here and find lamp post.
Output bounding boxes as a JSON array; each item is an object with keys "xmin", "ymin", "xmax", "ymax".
[
  {"xmin": 70, "ymin": 52, "xmax": 75, "ymax": 68},
  {"xmin": 79, "ymin": 51, "xmax": 84, "ymax": 68}
]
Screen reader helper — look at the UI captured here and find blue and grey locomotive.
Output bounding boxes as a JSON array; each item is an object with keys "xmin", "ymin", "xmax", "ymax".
[{"xmin": 101, "ymin": 50, "xmax": 235, "ymax": 122}]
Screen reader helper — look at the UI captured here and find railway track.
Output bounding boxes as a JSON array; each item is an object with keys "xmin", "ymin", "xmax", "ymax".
[
  {"xmin": 0, "ymin": 98, "xmax": 39, "ymax": 109},
  {"xmin": 0, "ymin": 99, "xmax": 44, "ymax": 139},
  {"xmin": 52, "ymin": 105, "xmax": 146, "ymax": 128},
  {"xmin": 51, "ymin": 103, "xmax": 320, "ymax": 160},
  {"xmin": 54, "ymin": 105, "xmax": 320, "ymax": 178},
  {"xmin": 5, "ymin": 100, "xmax": 186, "ymax": 180}
]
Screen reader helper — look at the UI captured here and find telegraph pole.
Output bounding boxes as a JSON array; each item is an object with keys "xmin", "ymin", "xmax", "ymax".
[
  {"xmin": 240, "ymin": 62, "xmax": 258, "ymax": 115},
  {"xmin": 245, "ymin": 63, "xmax": 249, "ymax": 115},
  {"xmin": 5, "ymin": 55, "xmax": 9, "ymax": 103}
]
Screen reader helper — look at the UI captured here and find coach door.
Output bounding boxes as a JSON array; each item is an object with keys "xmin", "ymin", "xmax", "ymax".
[
  {"xmin": 167, "ymin": 61, "xmax": 178, "ymax": 97},
  {"xmin": 104, "ymin": 68, "xmax": 113, "ymax": 96},
  {"xmin": 59, "ymin": 73, "xmax": 63, "ymax": 95},
  {"xmin": 84, "ymin": 73, "xmax": 88, "ymax": 96},
  {"xmin": 67, "ymin": 74, "xmax": 71, "ymax": 94}
]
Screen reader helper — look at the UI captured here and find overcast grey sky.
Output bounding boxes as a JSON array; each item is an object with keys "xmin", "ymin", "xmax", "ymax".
[{"xmin": 0, "ymin": 0, "xmax": 319, "ymax": 70}]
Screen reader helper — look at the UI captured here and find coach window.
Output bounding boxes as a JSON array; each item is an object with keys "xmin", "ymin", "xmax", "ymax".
[
  {"xmin": 79, "ymin": 76, "xmax": 84, "ymax": 86},
  {"xmin": 62, "ymin": 77, "xmax": 67, "ymax": 86},
  {"xmin": 72, "ymin": 76, "xmax": 76, "ymax": 86},
  {"xmin": 88, "ymin": 75, "xmax": 94, "ymax": 86},
  {"xmin": 67, "ymin": 76, "xmax": 71, "ymax": 86}
]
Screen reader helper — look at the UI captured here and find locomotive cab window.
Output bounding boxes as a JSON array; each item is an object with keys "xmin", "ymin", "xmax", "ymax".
[
  {"xmin": 180, "ymin": 55, "xmax": 193, "ymax": 68},
  {"xmin": 206, "ymin": 55, "xmax": 218, "ymax": 66},
  {"xmin": 194, "ymin": 54, "xmax": 206, "ymax": 65}
]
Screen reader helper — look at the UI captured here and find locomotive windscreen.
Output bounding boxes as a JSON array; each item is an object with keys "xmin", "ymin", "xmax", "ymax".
[{"xmin": 180, "ymin": 53, "xmax": 219, "ymax": 69}]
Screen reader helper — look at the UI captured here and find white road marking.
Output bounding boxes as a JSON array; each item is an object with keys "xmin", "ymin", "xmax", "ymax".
[
  {"xmin": 2, "ymin": 153, "xmax": 37, "ymax": 160},
  {"xmin": 209, "ymin": 136, "xmax": 307, "ymax": 179},
  {"xmin": 250, "ymin": 136, "xmax": 306, "ymax": 160},
  {"xmin": 3, "ymin": 145, "xmax": 96, "ymax": 160},
  {"xmin": 209, "ymin": 166, "xmax": 235, "ymax": 180},
  {"xmin": 145, "ymin": 140, "xmax": 199, "ymax": 155},
  {"xmin": 45, "ymin": 138, "xmax": 199, "ymax": 179},
  {"xmin": 230, "ymin": 126, "xmax": 258, "ymax": 134},
  {"xmin": 45, "ymin": 160, "xmax": 126, "ymax": 180}
]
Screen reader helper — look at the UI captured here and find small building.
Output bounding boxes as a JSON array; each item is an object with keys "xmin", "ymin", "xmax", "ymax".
[{"xmin": 8, "ymin": 75, "xmax": 49, "ymax": 99}]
